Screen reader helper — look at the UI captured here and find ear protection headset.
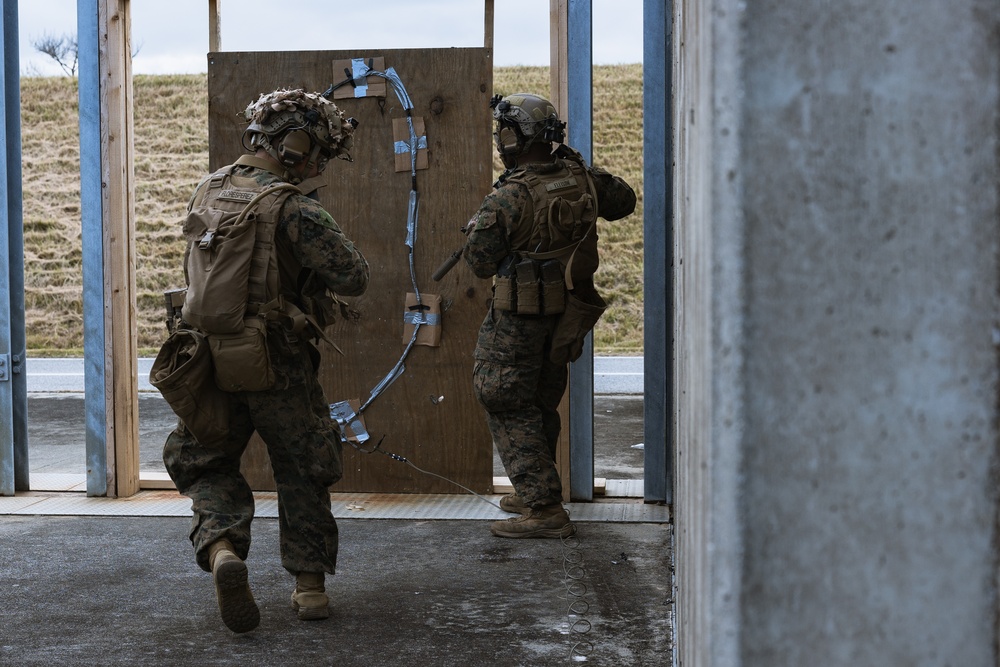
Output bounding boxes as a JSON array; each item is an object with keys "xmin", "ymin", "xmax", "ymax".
[
  {"xmin": 495, "ymin": 123, "xmax": 522, "ymax": 159},
  {"xmin": 277, "ymin": 129, "xmax": 313, "ymax": 167}
]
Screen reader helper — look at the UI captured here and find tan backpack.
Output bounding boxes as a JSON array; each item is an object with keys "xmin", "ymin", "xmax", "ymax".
[{"xmin": 180, "ymin": 166, "xmax": 301, "ymax": 391}]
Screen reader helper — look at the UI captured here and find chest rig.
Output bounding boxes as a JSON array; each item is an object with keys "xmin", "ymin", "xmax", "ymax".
[{"xmin": 493, "ymin": 157, "xmax": 599, "ymax": 316}]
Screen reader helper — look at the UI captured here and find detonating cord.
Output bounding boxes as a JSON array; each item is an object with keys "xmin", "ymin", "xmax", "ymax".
[
  {"xmin": 348, "ymin": 64, "xmax": 425, "ymax": 415},
  {"xmin": 323, "ymin": 64, "xmax": 425, "ymax": 417}
]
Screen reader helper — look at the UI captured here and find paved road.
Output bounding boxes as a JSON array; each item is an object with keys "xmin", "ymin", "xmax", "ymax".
[
  {"xmin": 24, "ymin": 356, "xmax": 645, "ymax": 395},
  {"xmin": 21, "ymin": 357, "xmax": 647, "ymax": 479}
]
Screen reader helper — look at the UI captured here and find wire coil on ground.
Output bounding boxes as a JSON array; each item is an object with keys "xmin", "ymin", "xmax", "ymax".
[{"xmin": 561, "ymin": 530, "xmax": 594, "ymax": 660}]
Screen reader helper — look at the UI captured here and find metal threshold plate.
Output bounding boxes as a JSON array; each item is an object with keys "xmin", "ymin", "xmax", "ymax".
[{"xmin": 2, "ymin": 486, "xmax": 669, "ymax": 523}]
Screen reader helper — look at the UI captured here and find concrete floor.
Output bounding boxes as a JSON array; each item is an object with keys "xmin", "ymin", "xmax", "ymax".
[
  {"xmin": 1, "ymin": 390, "xmax": 671, "ymax": 666},
  {"xmin": 0, "ymin": 515, "xmax": 671, "ymax": 666}
]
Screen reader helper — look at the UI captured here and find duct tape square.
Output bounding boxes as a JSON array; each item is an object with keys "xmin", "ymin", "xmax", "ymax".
[
  {"xmin": 330, "ymin": 57, "xmax": 387, "ymax": 99},
  {"xmin": 402, "ymin": 292, "xmax": 442, "ymax": 347}
]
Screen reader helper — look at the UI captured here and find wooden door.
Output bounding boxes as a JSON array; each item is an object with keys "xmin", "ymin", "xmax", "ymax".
[{"xmin": 207, "ymin": 48, "xmax": 494, "ymax": 493}]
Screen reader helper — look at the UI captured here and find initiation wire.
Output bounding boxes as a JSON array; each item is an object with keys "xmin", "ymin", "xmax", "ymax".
[
  {"xmin": 347, "ymin": 437, "xmax": 597, "ymax": 661},
  {"xmin": 346, "ymin": 436, "xmax": 503, "ymax": 511}
]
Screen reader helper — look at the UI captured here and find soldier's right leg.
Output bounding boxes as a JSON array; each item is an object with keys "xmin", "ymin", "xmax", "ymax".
[
  {"xmin": 163, "ymin": 400, "xmax": 260, "ymax": 632},
  {"xmin": 248, "ymin": 367, "xmax": 340, "ymax": 621}
]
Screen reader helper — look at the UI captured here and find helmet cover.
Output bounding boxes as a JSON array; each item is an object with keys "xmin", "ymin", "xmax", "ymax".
[{"xmin": 243, "ymin": 88, "xmax": 356, "ymax": 162}]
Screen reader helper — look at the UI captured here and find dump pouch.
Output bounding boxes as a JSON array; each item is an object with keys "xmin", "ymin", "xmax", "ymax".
[
  {"xmin": 549, "ymin": 286, "xmax": 607, "ymax": 365},
  {"xmin": 149, "ymin": 328, "xmax": 231, "ymax": 445},
  {"xmin": 208, "ymin": 318, "xmax": 275, "ymax": 392}
]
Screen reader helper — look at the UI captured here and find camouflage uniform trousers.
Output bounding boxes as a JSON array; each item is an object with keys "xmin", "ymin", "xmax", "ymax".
[
  {"xmin": 473, "ymin": 307, "xmax": 567, "ymax": 508},
  {"xmin": 163, "ymin": 332, "xmax": 342, "ymax": 576}
]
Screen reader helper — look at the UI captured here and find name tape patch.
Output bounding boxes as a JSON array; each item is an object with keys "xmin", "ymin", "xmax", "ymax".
[
  {"xmin": 545, "ymin": 177, "xmax": 578, "ymax": 192},
  {"xmin": 218, "ymin": 189, "xmax": 256, "ymax": 202}
]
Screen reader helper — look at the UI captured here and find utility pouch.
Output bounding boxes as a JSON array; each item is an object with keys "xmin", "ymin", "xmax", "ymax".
[
  {"xmin": 208, "ymin": 318, "xmax": 275, "ymax": 392},
  {"xmin": 550, "ymin": 287, "xmax": 607, "ymax": 365},
  {"xmin": 492, "ymin": 255, "xmax": 517, "ymax": 311},
  {"xmin": 515, "ymin": 258, "xmax": 541, "ymax": 315},
  {"xmin": 540, "ymin": 260, "xmax": 566, "ymax": 315},
  {"xmin": 149, "ymin": 328, "xmax": 231, "ymax": 445}
]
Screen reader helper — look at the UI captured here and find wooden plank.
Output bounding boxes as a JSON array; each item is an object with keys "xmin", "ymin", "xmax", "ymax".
[
  {"xmin": 208, "ymin": 0, "xmax": 221, "ymax": 53},
  {"xmin": 549, "ymin": 0, "xmax": 572, "ymax": 501},
  {"xmin": 549, "ymin": 0, "xmax": 569, "ymax": 113},
  {"xmin": 484, "ymin": 0, "xmax": 494, "ymax": 52},
  {"xmin": 139, "ymin": 472, "xmax": 176, "ymax": 490},
  {"xmin": 101, "ymin": 0, "xmax": 140, "ymax": 498},
  {"xmin": 493, "ymin": 476, "xmax": 606, "ymax": 496},
  {"xmin": 210, "ymin": 48, "xmax": 494, "ymax": 494}
]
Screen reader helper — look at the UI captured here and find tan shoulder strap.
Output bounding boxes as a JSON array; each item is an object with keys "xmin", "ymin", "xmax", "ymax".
[{"xmin": 242, "ymin": 183, "xmax": 301, "ymax": 313}]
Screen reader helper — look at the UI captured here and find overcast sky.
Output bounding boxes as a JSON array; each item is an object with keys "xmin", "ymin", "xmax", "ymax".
[{"xmin": 17, "ymin": 1, "xmax": 643, "ymax": 76}]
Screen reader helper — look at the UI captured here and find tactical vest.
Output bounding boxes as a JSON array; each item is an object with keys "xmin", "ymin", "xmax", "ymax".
[
  {"xmin": 182, "ymin": 165, "xmax": 300, "ymax": 335},
  {"xmin": 493, "ymin": 157, "xmax": 599, "ymax": 316}
]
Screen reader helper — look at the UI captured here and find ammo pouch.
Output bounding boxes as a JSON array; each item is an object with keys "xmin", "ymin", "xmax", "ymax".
[
  {"xmin": 149, "ymin": 328, "xmax": 231, "ymax": 444},
  {"xmin": 493, "ymin": 256, "xmax": 566, "ymax": 316},
  {"xmin": 208, "ymin": 317, "xmax": 275, "ymax": 392},
  {"xmin": 550, "ymin": 285, "xmax": 607, "ymax": 365}
]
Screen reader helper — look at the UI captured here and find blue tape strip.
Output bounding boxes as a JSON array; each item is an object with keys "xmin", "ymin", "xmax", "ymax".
[{"xmin": 403, "ymin": 311, "xmax": 440, "ymax": 326}]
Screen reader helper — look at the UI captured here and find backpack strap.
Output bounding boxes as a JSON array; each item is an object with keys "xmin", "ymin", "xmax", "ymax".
[{"xmin": 241, "ymin": 183, "xmax": 301, "ymax": 315}]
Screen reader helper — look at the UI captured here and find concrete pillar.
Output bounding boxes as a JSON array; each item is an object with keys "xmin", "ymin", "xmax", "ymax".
[{"xmin": 673, "ymin": 1, "xmax": 1000, "ymax": 665}]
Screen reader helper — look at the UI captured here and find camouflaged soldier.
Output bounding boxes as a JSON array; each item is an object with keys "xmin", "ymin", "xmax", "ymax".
[
  {"xmin": 463, "ymin": 93, "xmax": 636, "ymax": 539},
  {"xmin": 161, "ymin": 88, "xmax": 369, "ymax": 632}
]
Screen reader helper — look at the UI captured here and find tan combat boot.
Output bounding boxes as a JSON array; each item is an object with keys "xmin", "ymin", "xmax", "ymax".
[
  {"xmin": 499, "ymin": 493, "xmax": 530, "ymax": 515},
  {"xmin": 208, "ymin": 539, "xmax": 259, "ymax": 633},
  {"xmin": 490, "ymin": 503, "xmax": 576, "ymax": 538},
  {"xmin": 291, "ymin": 572, "xmax": 329, "ymax": 620}
]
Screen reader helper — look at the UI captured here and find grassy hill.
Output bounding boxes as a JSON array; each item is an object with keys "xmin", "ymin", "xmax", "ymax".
[{"xmin": 19, "ymin": 65, "xmax": 644, "ymax": 356}]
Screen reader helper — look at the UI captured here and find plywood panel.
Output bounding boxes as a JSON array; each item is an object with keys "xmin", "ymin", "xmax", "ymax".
[{"xmin": 210, "ymin": 48, "xmax": 494, "ymax": 493}]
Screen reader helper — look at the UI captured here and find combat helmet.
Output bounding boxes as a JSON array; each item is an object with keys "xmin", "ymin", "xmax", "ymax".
[
  {"xmin": 490, "ymin": 92, "xmax": 566, "ymax": 165},
  {"xmin": 242, "ymin": 88, "xmax": 357, "ymax": 181}
]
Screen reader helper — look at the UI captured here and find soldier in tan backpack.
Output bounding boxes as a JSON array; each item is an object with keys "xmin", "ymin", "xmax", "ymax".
[
  {"xmin": 463, "ymin": 93, "xmax": 636, "ymax": 539},
  {"xmin": 152, "ymin": 88, "xmax": 369, "ymax": 632}
]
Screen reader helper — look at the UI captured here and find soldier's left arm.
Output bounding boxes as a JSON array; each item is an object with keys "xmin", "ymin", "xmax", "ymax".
[
  {"xmin": 590, "ymin": 166, "xmax": 637, "ymax": 221},
  {"xmin": 283, "ymin": 195, "xmax": 370, "ymax": 297}
]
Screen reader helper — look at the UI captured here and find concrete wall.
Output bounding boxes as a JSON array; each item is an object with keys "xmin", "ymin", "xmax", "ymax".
[{"xmin": 673, "ymin": 1, "xmax": 1000, "ymax": 665}]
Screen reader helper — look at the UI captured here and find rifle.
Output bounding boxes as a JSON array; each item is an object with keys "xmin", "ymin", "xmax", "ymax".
[
  {"xmin": 432, "ymin": 223, "xmax": 475, "ymax": 281},
  {"xmin": 432, "ymin": 247, "xmax": 465, "ymax": 281}
]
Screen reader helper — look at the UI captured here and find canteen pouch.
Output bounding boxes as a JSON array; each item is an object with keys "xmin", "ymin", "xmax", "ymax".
[
  {"xmin": 208, "ymin": 318, "xmax": 275, "ymax": 392},
  {"xmin": 550, "ymin": 287, "xmax": 607, "ymax": 365},
  {"xmin": 149, "ymin": 328, "xmax": 231, "ymax": 445}
]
